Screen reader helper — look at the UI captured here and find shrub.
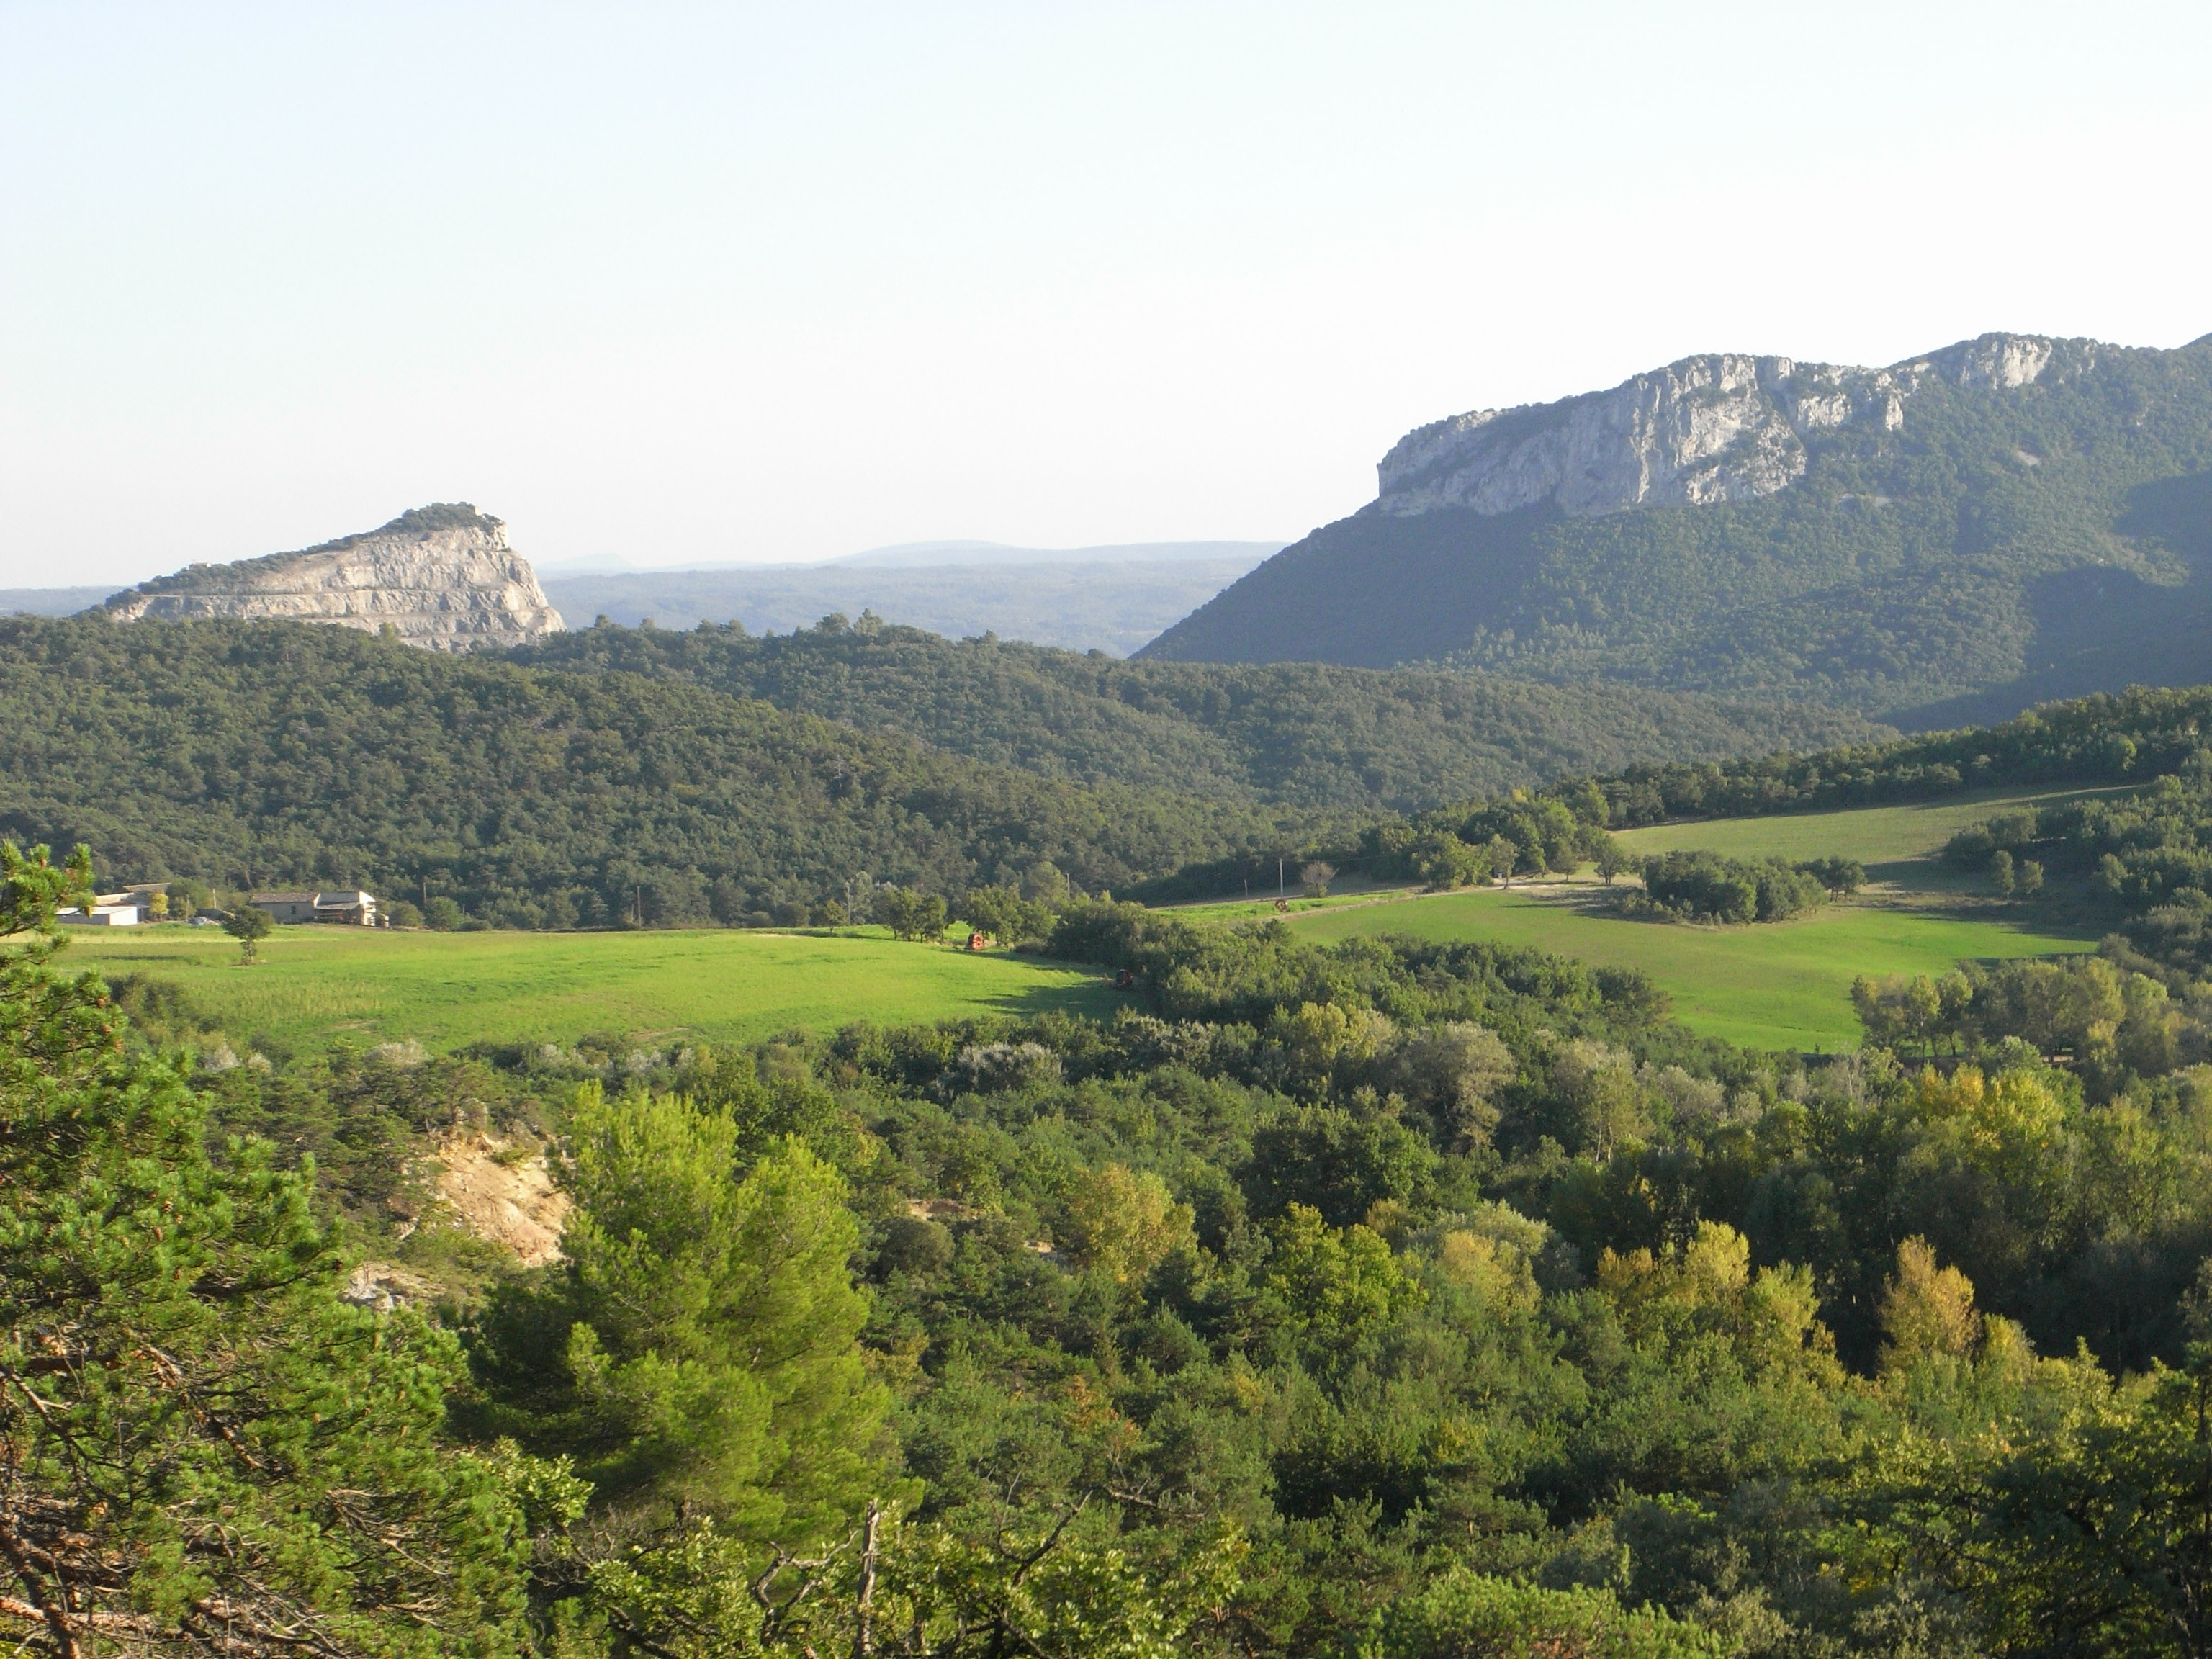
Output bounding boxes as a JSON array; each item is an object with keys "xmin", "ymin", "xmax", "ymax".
[
  {"xmin": 1800, "ymin": 855, "xmax": 1866, "ymax": 894},
  {"xmin": 1373, "ymin": 1567, "xmax": 1724, "ymax": 1658},
  {"xmin": 1632, "ymin": 850, "xmax": 1831, "ymax": 924}
]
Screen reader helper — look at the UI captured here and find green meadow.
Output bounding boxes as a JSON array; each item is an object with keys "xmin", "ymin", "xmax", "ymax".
[
  {"xmin": 64, "ymin": 926, "xmax": 1117, "ymax": 1056},
  {"xmin": 1609, "ymin": 783, "xmax": 2132, "ymax": 874},
  {"xmin": 61, "ymin": 788, "xmax": 2128, "ymax": 1058},
  {"xmin": 1282, "ymin": 889, "xmax": 2094, "ymax": 1051},
  {"xmin": 1207, "ymin": 788, "xmax": 2121, "ymax": 1051}
]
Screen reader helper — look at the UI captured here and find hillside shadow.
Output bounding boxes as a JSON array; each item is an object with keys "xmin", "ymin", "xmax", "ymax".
[
  {"xmin": 1863, "ymin": 856, "xmax": 1977, "ymax": 893},
  {"xmin": 1141, "ymin": 505, "xmax": 1555, "ymax": 666},
  {"xmin": 981, "ymin": 968, "xmax": 1126, "ymax": 1023},
  {"xmin": 1892, "ymin": 472, "xmax": 2212, "ymax": 730}
]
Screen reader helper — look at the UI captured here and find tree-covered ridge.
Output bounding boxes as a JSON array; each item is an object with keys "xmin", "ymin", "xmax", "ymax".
[
  {"xmin": 511, "ymin": 617, "xmax": 1889, "ymax": 812},
  {"xmin": 0, "ymin": 616, "xmax": 1307, "ymax": 923},
  {"xmin": 1144, "ymin": 336, "xmax": 2212, "ymax": 724}
]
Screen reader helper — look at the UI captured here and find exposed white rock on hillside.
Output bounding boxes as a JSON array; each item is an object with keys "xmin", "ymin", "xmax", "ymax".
[
  {"xmin": 104, "ymin": 503, "xmax": 563, "ymax": 651},
  {"xmin": 1374, "ymin": 333, "xmax": 2062, "ymax": 519}
]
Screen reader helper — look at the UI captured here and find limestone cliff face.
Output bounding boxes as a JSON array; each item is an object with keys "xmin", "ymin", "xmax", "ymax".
[
  {"xmin": 104, "ymin": 504, "xmax": 564, "ymax": 651},
  {"xmin": 1373, "ymin": 333, "xmax": 2064, "ymax": 519}
]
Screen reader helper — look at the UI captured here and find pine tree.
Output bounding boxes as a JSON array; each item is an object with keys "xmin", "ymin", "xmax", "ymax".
[
  {"xmin": 471, "ymin": 1085, "xmax": 892, "ymax": 1544},
  {"xmin": 0, "ymin": 843, "xmax": 536, "ymax": 1658}
]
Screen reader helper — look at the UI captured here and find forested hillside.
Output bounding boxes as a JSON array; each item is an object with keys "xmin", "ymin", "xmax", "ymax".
[
  {"xmin": 1144, "ymin": 333, "xmax": 2212, "ymax": 726},
  {"xmin": 0, "ymin": 616, "xmax": 1302, "ymax": 922},
  {"xmin": 514, "ymin": 617, "xmax": 1888, "ymax": 811}
]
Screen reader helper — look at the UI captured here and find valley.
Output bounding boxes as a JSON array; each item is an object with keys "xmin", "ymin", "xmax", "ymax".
[
  {"xmin": 70, "ymin": 784, "xmax": 2115, "ymax": 1059},
  {"xmin": 20, "ymin": 10, "xmax": 2212, "ymax": 1649}
]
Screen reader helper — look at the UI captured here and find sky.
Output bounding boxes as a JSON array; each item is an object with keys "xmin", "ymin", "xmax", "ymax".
[{"xmin": 3, "ymin": 1, "xmax": 2209, "ymax": 587}]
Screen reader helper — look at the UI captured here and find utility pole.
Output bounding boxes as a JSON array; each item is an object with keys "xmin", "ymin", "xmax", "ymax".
[{"xmin": 1278, "ymin": 858, "xmax": 1285, "ymax": 899}]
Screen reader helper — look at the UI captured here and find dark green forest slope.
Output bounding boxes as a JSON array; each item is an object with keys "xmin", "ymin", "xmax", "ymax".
[
  {"xmin": 513, "ymin": 618, "xmax": 1887, "ymax": 811},
  {"xmin": 1144, "ymin": 333, "xmax": 2212, "ymax": 726},
  {"xmin": 0, "ymin": 616, "xmax": 1302, "ymax": 921}
]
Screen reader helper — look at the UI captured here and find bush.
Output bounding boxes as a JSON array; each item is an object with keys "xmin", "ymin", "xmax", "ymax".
[
  {"xmin": 1632, "ymin": 850, "xmax": 1831, "ymax": 924},
  {"xmin": 1800, "ymin": 855, "xmax": 1866, "ymax": 894},
  {"xmin": 1373, "ymin": 1568, "xmax": 1723, "ymax": 1658}
]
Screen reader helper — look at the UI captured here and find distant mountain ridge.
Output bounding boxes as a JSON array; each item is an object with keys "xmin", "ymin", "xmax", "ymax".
[
  {"xmin": 1141, "ymin": 331, "xmax": 2212, "ymax": 727},
  {"xmin": 0, "ymin": 586, "xmax": 116, "ymax": 619},
  {"xmin": 541, "ymin": 556, "xmax": 1270, "ymax": 655},
  {"xmin": 533, "ymin": 538, "xmax": 1283, "ymax": 575},
  {"xmin": 833, "ymin": 539, "xmax": 1284, "ymax": 568}
]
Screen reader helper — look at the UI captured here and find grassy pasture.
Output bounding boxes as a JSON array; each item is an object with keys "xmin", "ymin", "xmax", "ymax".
[
  {"xmin": 1283, "ymin": 889, "xmax": 2095, "ymax": 1051},
  {"xmin": 64, "ymin": 926, "xmax": 1118, "ymax": 1056},
  {"xmin": 1611, "ymin": 783, "xmax": 2132, "ymax": 883},
  {"xmin": 59, "ymin": 788, "xmax": 2127, "ymax": 1060},
  {"xmin": 1243, "ymin": 788, "xmax": 2126, "ymax": 1051}
]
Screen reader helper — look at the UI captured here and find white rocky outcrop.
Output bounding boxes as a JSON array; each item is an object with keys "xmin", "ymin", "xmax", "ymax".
[
  {"xmin": 103, "ymin": 503, "xmax": 564, "ymax": 651},
  {"xmin": 1374, "ymin": 333, "xmax": 2066, "ymax": 519}
]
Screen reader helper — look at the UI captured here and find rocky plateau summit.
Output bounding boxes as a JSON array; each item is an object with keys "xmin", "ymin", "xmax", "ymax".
[
  {"xmin": 1138, "ymin": 327, "xmax": 2212, "ymax": 729},
  {"xmin": 1371, "ymin": 333, "xmax": 2061, "ymax": 520},
  {"xmin": 103, "ymin": 503, "xmax": 563, "ymax": 651}
]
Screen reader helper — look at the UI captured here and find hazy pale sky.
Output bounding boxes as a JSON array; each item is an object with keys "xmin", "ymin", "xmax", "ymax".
[{"xmin": 4, "ymin": 1, "xmax": 2208, "ymax": 586}]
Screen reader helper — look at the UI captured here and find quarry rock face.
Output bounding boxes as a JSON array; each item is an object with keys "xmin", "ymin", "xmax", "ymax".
[
  {"xmin": 1372, "ymin": 333, "xmax": 2064, "ymax": 519},
  {"xmin": 103, "ymin": 503, "xmax": 564, "ymax": 651}
]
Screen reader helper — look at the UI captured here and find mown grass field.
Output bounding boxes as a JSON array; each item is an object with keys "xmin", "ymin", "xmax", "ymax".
[
  {"xmin": 1209, "ymin": 788, "xmax": 2123, "ymax": 1051},
  {"xmin": 1282, "ymin": 889, "xmax": 2095, "ymax": 1051},
  {"xmin": 62, "ymin": 788, "xmax": 2130, "ymax": 1059},
  {"xmin": 1610, "ymin": 783, "xmax": 2131, "ymax": 877},
  {"xmin": 65, "ymin": 926, "xmax": 1118, "ymax": 1056}
]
